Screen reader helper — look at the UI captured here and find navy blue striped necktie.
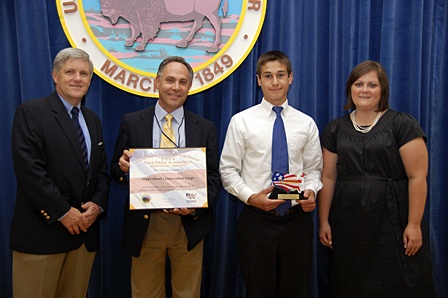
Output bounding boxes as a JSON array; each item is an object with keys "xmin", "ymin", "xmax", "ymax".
[
  {"xmin": 272, "ymin": 106, "xmax": 291, "ymax": 215},
  {"xmin": 71, "ymin": 107, "xmax": 89, "ymax": 169}
]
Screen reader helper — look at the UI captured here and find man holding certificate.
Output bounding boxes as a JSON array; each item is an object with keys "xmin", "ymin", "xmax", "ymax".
[
  {"xmin": 220, "ymin": 51, "xmax": 323, "ymax": 297},
  {"xmin": 110, "ymin": 56, "xmax": 220, "ymax": 297}
]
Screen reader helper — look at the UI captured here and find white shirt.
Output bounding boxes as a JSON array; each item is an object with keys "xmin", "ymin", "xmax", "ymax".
[{"xmin": 219, "ymin": 98, "xmax": 323, "ymax": 205}]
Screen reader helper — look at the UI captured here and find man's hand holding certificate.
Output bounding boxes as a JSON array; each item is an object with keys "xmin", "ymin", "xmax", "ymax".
[{"xmin": 129, "ymin": 148, "xmax": 208, "ymax": 209}]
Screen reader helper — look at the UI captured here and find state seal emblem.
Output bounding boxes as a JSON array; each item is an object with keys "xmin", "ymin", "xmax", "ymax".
[{"xmin": 56, "ymin": 0, "xmax": 266, "ymax": 97}]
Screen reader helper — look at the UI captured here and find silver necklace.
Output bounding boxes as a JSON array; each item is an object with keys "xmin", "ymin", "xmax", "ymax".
[{"xmin": 350, "ymin": 110, "xmax": 384, "ymax": 133}]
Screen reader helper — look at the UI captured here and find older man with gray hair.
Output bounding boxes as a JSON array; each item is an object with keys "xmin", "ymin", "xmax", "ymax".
[{"xmin": 10, "ymin": 47, "xmax": 110, "ymax": 297}]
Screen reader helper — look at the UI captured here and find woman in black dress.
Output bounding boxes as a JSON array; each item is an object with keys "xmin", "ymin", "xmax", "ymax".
[{"xmin": 318, "ymin": 60, "xmax": 435, "ymax": 297}]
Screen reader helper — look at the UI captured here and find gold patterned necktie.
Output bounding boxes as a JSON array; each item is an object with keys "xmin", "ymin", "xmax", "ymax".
[{"xmin": 161, "ymin": 114, "xmax": 176, "ymax": 148}]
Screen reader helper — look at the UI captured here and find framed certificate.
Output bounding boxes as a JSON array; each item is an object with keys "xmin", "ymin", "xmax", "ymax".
[{"xmin": 129, "ymin": 148, "xmax": 208, "ymax": 209}]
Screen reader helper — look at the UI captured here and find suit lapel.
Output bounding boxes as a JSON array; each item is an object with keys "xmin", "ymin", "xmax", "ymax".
[
  {"xmin": 136, "ymin": 107, "xmax": 155, "ymax": 148},
  {"xmin": 185, "ymin": 111, "xmax": 201, "ymax": 147},
  {"xmin": 83, "ymin": 107, "xmax": 97, "ymax": 176},
  {"xmin": 50, "ymin": 93, "xmax": 88, "ymax": 173}
]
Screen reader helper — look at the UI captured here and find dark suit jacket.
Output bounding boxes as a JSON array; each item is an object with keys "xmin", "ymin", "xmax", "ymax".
[
  {"xmin": 110, "ymin": 106, "xmax": 220, "ymax": 256},
  {"xmin": 10, "ymin": 92, "xmax": 110, "ymax": 254}
]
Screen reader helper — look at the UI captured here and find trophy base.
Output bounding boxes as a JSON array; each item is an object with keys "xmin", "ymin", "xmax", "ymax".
[{"xmin": 269, "ymin": 187, "xmax": 305, "ymax": 200}]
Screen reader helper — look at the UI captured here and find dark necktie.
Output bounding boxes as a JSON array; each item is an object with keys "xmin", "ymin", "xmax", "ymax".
[
  {"xmin": 71, "ymin": 107, "xmax": 89, "ymax": 169},
  {"xmin": 272, "ymin": 106, "xmax": 291, "ymax": 215}
]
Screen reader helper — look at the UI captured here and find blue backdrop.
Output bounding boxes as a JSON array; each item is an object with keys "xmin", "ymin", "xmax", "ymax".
[{"xmin": 1, "ymin": 0, "xmax": 447, "ymax": 297}]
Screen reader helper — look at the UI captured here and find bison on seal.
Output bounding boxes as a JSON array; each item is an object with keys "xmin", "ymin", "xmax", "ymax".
[{"xmin": 100, "ymin": 0, "xmax": 228, "ymax": 52}]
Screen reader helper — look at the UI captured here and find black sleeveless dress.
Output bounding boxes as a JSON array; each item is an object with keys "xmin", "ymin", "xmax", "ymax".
[{"xmin": 321, "ymin": 109, "xmax": 435, "ymax": 298}]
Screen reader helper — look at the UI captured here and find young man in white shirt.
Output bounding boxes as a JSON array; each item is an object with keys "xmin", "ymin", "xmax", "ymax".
[{"xmin": 220, "ymin": 50, "xmax": 322, "ymax": 297}]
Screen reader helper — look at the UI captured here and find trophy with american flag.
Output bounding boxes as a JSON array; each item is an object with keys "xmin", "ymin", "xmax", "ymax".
[{"xmin": 270, "ymin": 172, "xmax": 305, "ymax": 200}]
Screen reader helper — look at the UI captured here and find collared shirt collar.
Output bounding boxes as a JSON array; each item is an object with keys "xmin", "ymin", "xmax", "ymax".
[
  {"xmin": 155, "ymin": 102, "xmax": 184, "ymax": 124},
  {"xmin": 260, "ymin": 98, "xmax": 290, "ymax": 117},
  {"xmin": 57, "ymin": 93, "xmax": 82, "ymax": 115}
]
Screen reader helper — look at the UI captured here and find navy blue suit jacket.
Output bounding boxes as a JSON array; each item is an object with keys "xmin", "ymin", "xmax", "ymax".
[
  {"xmin": 110, "ymin": 106, "xmax": 220, "ymax": 256},
  {"xmin": 10, "ymin": 92, "xmax": 110, "ymax": 254}
]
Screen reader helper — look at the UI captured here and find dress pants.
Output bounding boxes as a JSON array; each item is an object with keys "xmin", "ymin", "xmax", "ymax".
[
  {"xmin": 131, "ymin": 212, "xmax": 204, "ymax": 298},
  {"xmin": 238, "ymin": 205, "xmax": 313, "ymax": 298},
  {"xmin": 13, "ymin": 244, "xmax": 96, "ymax": 298}
]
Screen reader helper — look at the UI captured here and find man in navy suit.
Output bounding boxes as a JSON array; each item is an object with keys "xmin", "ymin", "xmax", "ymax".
[
  {"xmin": 10, "ymin": 48, "xmax": 110, "ymax": 298},
  {"xmin": 110, "ymin": 56, "xmax": 220, "ymax": 297}
]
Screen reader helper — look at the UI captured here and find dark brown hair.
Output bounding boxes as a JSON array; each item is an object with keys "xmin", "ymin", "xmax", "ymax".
[
  {"xmin": 344, "ymin": 60, "xmax": 389, "ymax": 111},
  {"xmin": 256, "ymin": 50, "xmax": 292, "ymax": 76}
]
